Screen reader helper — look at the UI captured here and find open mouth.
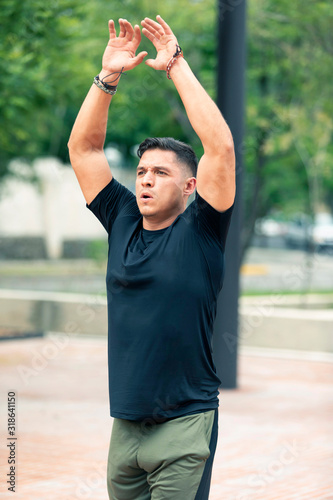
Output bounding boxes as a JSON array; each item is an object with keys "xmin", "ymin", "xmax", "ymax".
[{"xmin": 141, "ymin": 193, "xmax": 153, "ymax": 200}]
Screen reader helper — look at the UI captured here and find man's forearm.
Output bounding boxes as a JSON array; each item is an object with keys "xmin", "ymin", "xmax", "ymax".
[
  {"xmin": 68, "ymin": 70, "xmax": 114, "ymax": 154},
  {"xmin": 68, "ymin": 19, "xmax": 148, "ymax": 204},
  {"xmin": 169, "ymin": 58, "xmax": 233, "ymax": 154}
]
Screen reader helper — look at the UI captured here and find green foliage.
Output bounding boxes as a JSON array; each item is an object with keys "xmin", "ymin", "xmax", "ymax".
[
  {"xmin": 1, "ymin": 0, "xmax": 332, "ymax": 240},
  {"xmin": 245, "ymin": 0, "xmax": 333, "ymax": 218},
  {"xmin": 79, "ymin": 0, "xmax": 216, "ymax": 163},
  {"xmin": 0, "ymin": 0, "xmax": 88, "ymax": 178},
  {"xmin": 87, "ymin": 239, "xmax": 108, "ymax": 263},
  {"xmin": 238, "ymin": 0, "xmax": 333, "ymax": 255},
  {"xmin": 0, "ymin": 0, "xmax": 216, "ymax": 176}
]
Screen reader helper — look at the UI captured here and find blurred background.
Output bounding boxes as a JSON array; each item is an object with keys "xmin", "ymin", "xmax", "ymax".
[
  {"xmin": 0, "ymin": 0, "xmax": 332, "ymax": 499},
  {"xmin": 1, "ymin": 0, "xmax": 333, "ymax": 273}
]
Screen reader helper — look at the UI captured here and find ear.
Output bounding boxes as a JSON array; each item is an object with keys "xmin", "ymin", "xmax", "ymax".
[{"xmin": 183, "ymin": 177, "xmax": 196, "ymax": 196}]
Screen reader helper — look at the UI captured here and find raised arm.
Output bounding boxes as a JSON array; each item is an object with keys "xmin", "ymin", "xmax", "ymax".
[
  {"xmin": 68, "ymin": 19, "xmax": 147, "ymax": 204},
  {"xmin": 141, "ymin": 15, "xmax": 235, "ymax": 212}
]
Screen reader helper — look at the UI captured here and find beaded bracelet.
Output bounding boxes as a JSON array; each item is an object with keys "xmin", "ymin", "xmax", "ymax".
[{"xmin": 166, "ymin": 45, "xmax": 183, "ymax": 80}]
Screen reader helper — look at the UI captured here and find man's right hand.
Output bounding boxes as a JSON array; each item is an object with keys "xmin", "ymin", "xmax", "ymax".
[{"xmin": 101, "ymin": 19, "xmax": 147, "ymax": 79}]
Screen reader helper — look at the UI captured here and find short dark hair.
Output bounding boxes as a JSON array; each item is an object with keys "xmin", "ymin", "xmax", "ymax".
[{"xmin": 137, "ymin": 137, "xmax": 198, "ymax": 177}]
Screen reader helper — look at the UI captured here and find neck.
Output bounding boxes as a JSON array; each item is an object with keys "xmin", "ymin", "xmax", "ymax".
[{"xmin": 142, "ymin": 213, "xmax": 180, "ymax": 231}]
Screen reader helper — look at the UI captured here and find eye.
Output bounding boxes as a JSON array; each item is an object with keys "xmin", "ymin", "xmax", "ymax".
[
  {"xmin": 157, "ymin": 170, "xmax": 166, "ymax": 175},
  {"xmin": 137, "ymin": 170, "xmax": 144, "ymax": 176}
]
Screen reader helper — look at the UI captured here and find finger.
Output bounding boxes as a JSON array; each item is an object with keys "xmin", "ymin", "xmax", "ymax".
[
  {"xmin": 123, "ymin": 19, "xmax": 134, "ymax": 40},
  {"xmin": 141, "ymin": 19, "xmax": 158, "ymax": 34},
  {"xmin": 133, "ymin": 24, "xmax": 142, "ymax": 45},
  {"xmin": 143, "ymin": 17, "xmax": 162, "ymax": 31},
  {"xmin": 142, "ymin": 27, "xmax": 158, "ymax": 44},
  {"xmin": 141, "ymin": 24, "xmax": 161, "ymax": 44},
  {"xmin": 108, "ymin": 20, "xmax": 116, "ymax": 39},
  {"xmin": 142, "ymin": 17, "xmax": 164, "ymax": 38},
  {"xmin": 118, "ymin": 18, "xmax": 126, "ymax": 38},
  {"xmin": 156, "ymin": 15, "xmax": 173, "ymax": 35}
]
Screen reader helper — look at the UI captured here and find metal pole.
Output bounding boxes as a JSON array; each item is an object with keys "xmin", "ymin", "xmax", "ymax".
[{"xmin": 212, "ymin": 0, "xmax": 247, "ymax": 389}]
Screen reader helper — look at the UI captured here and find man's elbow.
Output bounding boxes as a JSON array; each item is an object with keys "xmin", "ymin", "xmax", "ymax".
[
  {"xmin": 205, "ymin": 133, "xmax": 235, "ymax": 160},
  {"xmin": 67, "ymin": 132, "xmax": 78, "ymax": 158},
  {"xmin": 67, "ymin": 136, "xmax": 98, "ymax": 162},
  {"xmin": 221, "ymin": 133, "xmax": 235, "ymax": 158},
  {"xmin": 67, "ymin": 137, "xmax": 89, "ymax": 169},
  {"xmin": 216, "ymin": 140, "xmax": 236, "ymax": 172},
  {"xmin": 67, "ymin": 137, "xmax": 78, "ymax": 167}
]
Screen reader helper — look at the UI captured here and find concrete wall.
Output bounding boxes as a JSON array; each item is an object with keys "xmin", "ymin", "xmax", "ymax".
[
  {"xmin": 0, "ymin": 290, "xmax": 107, "ymax": 337},
  {"xmin": 0, "ymin": 157, "xmax": 136, "ymax": 259},
  {"xmin": 1, "ymin": 290, "xmax": 332, "ymax": 353},
  {"xmin": 239, "ymin": 306, "xmax": 333, "ymax": 352}
]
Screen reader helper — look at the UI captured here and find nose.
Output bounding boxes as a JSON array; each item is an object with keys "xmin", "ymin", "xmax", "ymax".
[{"xmin": 142, "ymin": 170, "xmax": 155, "ymax": 186}]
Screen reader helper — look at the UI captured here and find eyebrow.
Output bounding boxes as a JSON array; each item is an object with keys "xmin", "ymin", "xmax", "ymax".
[{"xmin": 136, "ymin": 165, "xmax": 172, "ymax": 172}]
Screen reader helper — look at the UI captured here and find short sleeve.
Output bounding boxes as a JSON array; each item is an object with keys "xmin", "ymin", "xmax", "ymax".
[
  {"xmin": 86, "ymin": 177, "xmax": 140, "ymax": 235},
  {"xmin": 192, "ymin": 191, "xmax": 234, "ymax": 249}
]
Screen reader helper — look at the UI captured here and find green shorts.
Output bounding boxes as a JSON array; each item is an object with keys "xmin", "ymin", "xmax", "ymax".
[{"xmin": 107, "ymin": 409, "xmax": 218, "ymax": 500}]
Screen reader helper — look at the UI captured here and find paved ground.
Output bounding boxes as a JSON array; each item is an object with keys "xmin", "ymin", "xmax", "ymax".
[{"xmin": 1, "ymin": 335, "xmax": 332, "ymax": 500}]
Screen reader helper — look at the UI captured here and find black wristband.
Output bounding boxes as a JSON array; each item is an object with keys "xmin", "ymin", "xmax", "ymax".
[{"xmin": 96, "ymin": 75, "xmax": 117, "ymax": 91}]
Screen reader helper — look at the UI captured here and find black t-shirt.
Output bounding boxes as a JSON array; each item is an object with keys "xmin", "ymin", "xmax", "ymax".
[{"xmin": 87, "ymin": 177, "xmax": 233, "ymax": 421}]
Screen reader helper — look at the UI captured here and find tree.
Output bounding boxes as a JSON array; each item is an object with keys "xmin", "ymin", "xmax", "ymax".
[
  {"xmin": 242, "ymin": 0, "xmax": 333, "ymax": 260},
  {"xmin": 0, "ymin": 0, "xmax": 218, "ymax": 179},
  {"xmin": 2, "ymin": 0, "xmax": 332, "ymax": 263},
  {"xmin": 0, "ymin": 0, "xmax": 88, "ymax": 180}
]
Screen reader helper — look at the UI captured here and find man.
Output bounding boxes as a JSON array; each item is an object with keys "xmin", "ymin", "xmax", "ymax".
[{"xmin": 68, "ymin": 14, "xmax": 235, "ymax": 500}]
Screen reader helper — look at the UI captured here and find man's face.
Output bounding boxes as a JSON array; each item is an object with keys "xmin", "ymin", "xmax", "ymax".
[{"xmin": 135, "ymin": 149, "xmax": 192, "ymax": 225}]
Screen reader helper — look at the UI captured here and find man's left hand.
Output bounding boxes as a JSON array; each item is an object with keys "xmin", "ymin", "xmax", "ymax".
[{"xmin": 141, "ymin": 15, "xmax": 179, "ymax": 71}]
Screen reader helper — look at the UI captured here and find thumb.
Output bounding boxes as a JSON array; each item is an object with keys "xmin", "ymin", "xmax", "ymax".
[
  {"xmin": 133, "ymin": 51, "xmax": 148, "ymax": 66},
  {"xmin": 145, "ymin": 58, "xmax": 157, "ymax": 69}
]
